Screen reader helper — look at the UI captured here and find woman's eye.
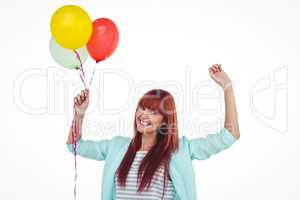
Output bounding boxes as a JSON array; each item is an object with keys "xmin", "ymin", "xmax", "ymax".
[{"xmin": 138, "ymin": 107, "xmax": 157, "ymax": 114}]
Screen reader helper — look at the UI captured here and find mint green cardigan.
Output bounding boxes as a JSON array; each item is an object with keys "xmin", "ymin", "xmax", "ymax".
[{"xmin": 66, "ymin": 127, "xmax": 237, "ymax": 200}]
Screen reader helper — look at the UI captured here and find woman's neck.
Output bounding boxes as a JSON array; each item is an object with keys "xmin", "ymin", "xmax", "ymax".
[{"xmin": 140, "ymin": 133, "xmax": 157, "ymax": 151}]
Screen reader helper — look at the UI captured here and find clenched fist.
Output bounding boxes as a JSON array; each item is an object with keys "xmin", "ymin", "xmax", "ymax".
[
  {"xmin": 74, "ymin": 89, "xmax": 89, "ymax": 118},
  {"xmin": 209, "ymin": 64, "xmax": 232, "ymax": 90}
]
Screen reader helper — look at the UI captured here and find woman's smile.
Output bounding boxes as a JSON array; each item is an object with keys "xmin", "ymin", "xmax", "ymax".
[
  {"xmin": 138, "ymin": 119, "xmax": 152, "ymax": 128},
  {"xmin": 137, "ymin": 116, "xmax": 155, "ymax": 131}
]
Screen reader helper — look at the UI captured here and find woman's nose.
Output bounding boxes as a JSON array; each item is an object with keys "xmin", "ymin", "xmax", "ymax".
[
  {"xmin": 140, "ymin": 115, "xmax": 148, "ymax": 119},
  {"xmin": 139, "ymin": 113, "xmax": 150, "ymax": 119}
]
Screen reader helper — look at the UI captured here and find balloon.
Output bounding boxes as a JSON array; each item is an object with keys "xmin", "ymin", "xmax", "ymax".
[
  {"xmin": 49, "ymin": 37, "xmax": 88, "ymax": 69},
  {"xmin": 87, "ymin": 18, "xmax": 119, "ymax": 63},
  {"xmin": 50, "ymin": 5, "xmax": 92, "ymax": 49}
]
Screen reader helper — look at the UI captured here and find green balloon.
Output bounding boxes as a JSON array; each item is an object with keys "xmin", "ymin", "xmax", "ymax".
[{"xmin": 49, "ymin": 37, "xmax": 88, "ymax": 69}]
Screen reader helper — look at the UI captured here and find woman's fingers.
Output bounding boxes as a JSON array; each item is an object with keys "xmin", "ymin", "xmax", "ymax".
[
  {"xmin": 74, "ymin": 97, "xmax": 78, "ymax": 105},
  {"xmin": 76, "ymin": 95, "xmax": 81, "ymax": 104},
  {"xmin": 210, "ymin": 66, "xmax": 217, "ymax": 73},
  {"xmin": 79, "ymin": 90, "xmax": 85, "ymax": 102},
  {"xmin": 84, "ymin": 89, "xmax": 89, "ymax": 97},
  {"xmin": 74, "ymin": 96, "xmax": 80, "ymax": 105},
  {"xmin": 209, "ymin": 67, "xmax": 216, "ymax": 78},
  {"xmin": 212, "ymin": 64, "xmax": 217, "ymax": 72},
  {"xmin": 211, "ymin": 64, "xmax": 222, "ymax": 72},
  {"xmin": 74, "ymin": 89, "xmax": 89, "ymax": 106}
]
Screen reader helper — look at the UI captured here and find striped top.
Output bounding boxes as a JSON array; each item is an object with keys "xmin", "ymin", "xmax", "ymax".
[{"xmin": 114, "ymin": 151, "xmax": 176, "ymax": 199}]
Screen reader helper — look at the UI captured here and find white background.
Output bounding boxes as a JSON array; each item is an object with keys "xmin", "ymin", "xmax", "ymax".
[{"xmin": 1, "ymin": 0, "xmax": 299, "ymax": 199}]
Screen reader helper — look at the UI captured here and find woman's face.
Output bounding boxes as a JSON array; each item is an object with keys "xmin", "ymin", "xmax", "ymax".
[{"xmin": 136, "ymin": 106, "xmax": 164, "ymax": 135}]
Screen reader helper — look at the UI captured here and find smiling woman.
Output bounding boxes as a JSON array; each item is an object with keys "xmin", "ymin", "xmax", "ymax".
[
  {"xmin": 115, "ymin": 89, "xmax": 179, "ymax": 199},
  {"xmin": 66, "ymin": 64, "xmax": 240, "ymax": 200}
]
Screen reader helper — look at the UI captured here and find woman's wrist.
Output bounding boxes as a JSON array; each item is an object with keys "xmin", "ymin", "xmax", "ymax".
[
  {"xmin": 222, "ymin": 81, "xmax": 233, "ymax": 92},
  {"xmin": 74, "ymin": 112, "xmax": 85, "ymax": 119}
]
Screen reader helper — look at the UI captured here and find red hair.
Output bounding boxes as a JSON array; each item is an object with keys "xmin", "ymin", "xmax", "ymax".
[{"xmin": 115, "ymin": 89, "xmax": 179, "ymax": 198}]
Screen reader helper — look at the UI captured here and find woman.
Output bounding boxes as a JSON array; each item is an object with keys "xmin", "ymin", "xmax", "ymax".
[{"xmin": 66, "ymin": 64, "xmax": 240, "ymax": 200}]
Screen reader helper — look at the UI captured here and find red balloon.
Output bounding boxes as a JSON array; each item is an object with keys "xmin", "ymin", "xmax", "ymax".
[{"xmin": 87, "ymin": 18, "xmax": 119, "ymax": 63}]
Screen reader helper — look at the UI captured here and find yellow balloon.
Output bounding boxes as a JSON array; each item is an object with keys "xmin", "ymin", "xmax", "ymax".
[{"xmin": 50, "ymin": 5, "xmax": 92, "ymax": 49}]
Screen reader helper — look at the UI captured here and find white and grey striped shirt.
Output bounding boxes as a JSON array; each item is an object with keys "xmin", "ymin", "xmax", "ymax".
[{"xmin": 115, "ymin": 151, "xmax": 176, "ymax": 200}]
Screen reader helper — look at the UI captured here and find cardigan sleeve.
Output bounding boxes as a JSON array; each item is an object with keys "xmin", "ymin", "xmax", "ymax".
[
  {"xmin": 66, "ymin": 137, "xmax": 112, "ymax": 161},
  {"xmin": 187, "ymin": 127, "xmax": 237, "ymax": 160}
]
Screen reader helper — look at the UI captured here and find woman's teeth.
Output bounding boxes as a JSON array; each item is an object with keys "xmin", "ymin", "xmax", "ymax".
[{"xmin": 140, "ymin": 120, "xmax": 151, "ymax": 127}]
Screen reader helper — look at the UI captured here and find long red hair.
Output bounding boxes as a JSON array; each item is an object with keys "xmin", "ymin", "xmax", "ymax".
[{"xmin": 115, "ymin": 89, "xmax": 179, "ymax": 198}]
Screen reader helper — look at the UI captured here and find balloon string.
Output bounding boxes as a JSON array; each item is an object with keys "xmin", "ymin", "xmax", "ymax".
[
  {"xmin": 74, "ymin": 50, "xmax": 88, "ymax": 89},
  {"xmin": 89, "ymin": 63, "xmax": 96, "ymax": 86},
  {"xmin": 79, "ymin": 73, "xmax": 87, "ymax": 88},
  {"xmin": 72, "ymin": 105, "xmax": 78, "ymax": 200},
  {"xmin": 74, "ymin": 50, "xmax": 86, "ymax": 78}
]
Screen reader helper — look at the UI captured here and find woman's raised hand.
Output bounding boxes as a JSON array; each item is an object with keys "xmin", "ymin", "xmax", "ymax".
[
  {"xmin": 74, "ymin": 89, "xmax": 89, "ymax": 118},
  {"xmin": 209, "ymin": 64, "xmax": 232, "ymax": 90}
]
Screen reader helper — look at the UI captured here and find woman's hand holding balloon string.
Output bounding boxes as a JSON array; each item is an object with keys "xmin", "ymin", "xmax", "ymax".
[
  {"xmin": 66, "ymin": 89, "xmax": 89, "ymax": 144},
  {"xmin": 74, "ymin": 89, "xmax": 89, "ymax": 119}
]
